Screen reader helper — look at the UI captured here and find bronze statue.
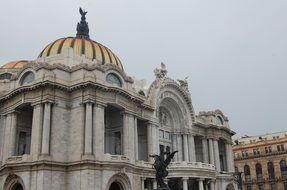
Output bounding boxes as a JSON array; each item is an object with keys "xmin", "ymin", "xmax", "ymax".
[
  {"xmin": 150, "ymin": 150, "xmax": 178, "ymax": 190},
  {"xmin": 76, "ymin": 7, "xmax": 89, "ymax": 38}
]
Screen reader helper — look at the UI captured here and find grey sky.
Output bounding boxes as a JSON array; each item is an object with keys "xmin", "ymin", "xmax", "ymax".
[{"xmin": 0, "ymin": 0, "xmax": 286, "ymax": 138}]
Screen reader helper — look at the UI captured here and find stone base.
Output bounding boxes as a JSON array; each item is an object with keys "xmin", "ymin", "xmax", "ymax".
[{"xmin": 156, "ymin": 187, "xmax": 170, "ymax": 190}]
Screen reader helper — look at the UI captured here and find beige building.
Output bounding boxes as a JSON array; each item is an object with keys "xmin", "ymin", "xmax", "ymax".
[
  {"xmin": 0, "ymin": 10, "xmax": 236, "ymax": 190},
  {"xmin": 233, "ymin": 131, "xmax": 287, "ymax": 190}
]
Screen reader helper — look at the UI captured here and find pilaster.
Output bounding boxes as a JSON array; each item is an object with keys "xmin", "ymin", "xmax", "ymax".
[
  {"xmin": 188, "ymin": 134, "xmax": 196, "ymax": 162},
  {"xmin": 41, "ymin": 102, "xmax": 52, "ymax": 155}
]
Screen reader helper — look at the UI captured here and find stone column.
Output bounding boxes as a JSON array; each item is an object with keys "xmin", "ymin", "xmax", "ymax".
[
  {"xmin": 123, "ymin": 113, "xmax": 135, "ymax": 160},
  {"xmin": 7, "ymin": 112, "xmax": 17, "ymax": 157},
  {"xmin": 210, "ymin": 180, "xmax": 215, "ymax": 190},
  {"xmin": 202, "ymin": 138, "xmax": 208, "ymax": 163},
  {"xmin": 182, "ymin": 177, "xmax": 188, "ymax": 190},
  {"xmin": 134, "ymin": 117, "xmax": 138, "ymax": 160},
  {"xmin": 31, "ymin": 103, "xmax": 44, "ymax": 159},
  {"xmin": 188, "ymin": 134, "xmax": 196, "ymax": 162},
  {"xmin": 177, "ymin": 134, "xmax": 183, "ymax": 161},
  {"xmin": 172, "ymin": 134, "xmax": 177, "ymax": 161},
  {"xmin": 198, "ymin": 178, "xmax": 204, "ymax": 190},
  {"xmin": 147, "ymin": 123, "xmax": 153, "ymax": 162},
  {"xmin": 213, "ymin": 139, "xmax": 221, "ymax": 172},
  {"xmin": 93, "ymin": 104, "xmax": 105, "ymax": 156},
  {"xmin": 84, "ymin": 102, "xmax": 93, "ymax": 154},
  {"xmin": 153, "ymin": 179, "xmax": 157, "ymax": 189},
  {"xmin": 208, "ymin": 139, "xmax": 215, "ymax": 165},
  {"xmin": 141, "ymin": 178, "xmax": 145, "ymax": 190},
  {"xmin": 183, "ymin": 134, "xmax": 189, "ymax": 162},
  {"xmin": 41, "ymin": 102, "xmax": 51, "ymax": 155},
  {"xmin": 225, "ymin": 143, "xmax": 231, "ymax": 172}
]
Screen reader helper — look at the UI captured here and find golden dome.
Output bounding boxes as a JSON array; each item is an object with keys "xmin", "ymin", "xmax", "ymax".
[
  {"xmin": 0, "ymin": 60, "xmax": 28, "ymax": 69},
  {"xmin": 38, "ymin": 37, "xmax": 123, "ymax": 70}
]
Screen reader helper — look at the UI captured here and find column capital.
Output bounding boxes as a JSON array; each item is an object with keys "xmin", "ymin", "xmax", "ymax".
[
  {"xmin": 83, "ymin": 100, "xmax": 95, "ymax": 104},
  {"xmin": 197, "ymin": 178, "xmax": 205, "ymax": 181},
  {"xmin": 182, "ymin": 177, "xmax": 189, "ymax": 180}
]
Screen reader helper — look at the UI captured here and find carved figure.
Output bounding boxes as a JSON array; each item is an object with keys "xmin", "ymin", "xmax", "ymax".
[
  {"xmin": 154, "ymin": 62, "xmax": 167, "ymax": 79},
  {"xmin": 149, "ymin": 150, "xmax": 178, "ymax": 189},
  {"xmin": 76, "ymin": 7, "xmax": 90, "ymax": 38},
  {"xmin": 177, "ymin": 76, "xmax": 189, "ymax": 91}
]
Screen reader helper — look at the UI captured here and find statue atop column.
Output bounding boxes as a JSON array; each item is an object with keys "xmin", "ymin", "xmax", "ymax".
[
  {"xmin": 76, "ymin": 7, "xmax": 90, "ymax": 39},
  {"xmin": 149, "ymin": 150, "xmax": 178, "ymax": 190}
]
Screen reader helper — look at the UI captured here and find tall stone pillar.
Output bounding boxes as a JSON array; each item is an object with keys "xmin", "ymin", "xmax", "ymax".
[
  {"xmin": 188, "ymin": 134, "xmax": 196, "ymax": 162},
  {"xmin": 141, "ymin": 178, "xmax": 145, "ymax": 190},
  {"xmin": 134, "ymin": 117, "xmax": 138, "ymax": 160},
  {"xmin": 198, "ymin": 178, "xmax": 204, "ymax": 190},
  {"xmin": 202, "ymin": 138, "xmax": 208, "ymax": 163},
  {"xmin": 182, "ymin": 177, "xmax": 188, "ymax": 190},
  {"xmin": 183, "ymin": 134, "xmax": 189, "ymax": 162},
  {"xmin": 8, "ymin": 112, "xmax": 17, "ymax": 157},
  {"xmin": 210, "ymin": 180, "xmax": 215, "ymax": 190},
  {"xmin": 213, "ymin": 139, "xmax": 221, "ymax": 172},
  {"xmin": 147, "ymin": 123, "xmax": 153, "ymax": 162},
  {"xmin": 177, "ymin": 134, "xmax": 183, "ymax": 161},
  {"xmin": 226, "ymin": 143, "xmax": 234, "ymax": 172},
  {"xmin": 84, "ymin": 102, "xmax": 93, "ymax": 154},
  {"xmin": 123, "ymin": 113, "xmax": 135, "ymax": 160},
  {"xmin": 172, "ymin": 134, "xmax": 177, "ymax": 161},
  {"xmin": 153, "ymin": 179, "xmax": 157, "ymax": 189},
  {"xmin": 208, "ymin": 139, "xmax": 215, "ymax": 165},
  {"xmin": 93, "ymin": 104, "xmax": 105, "ymax": 156},
  {"xmin": 31, "ymin": 103, "xmax": 44, "ymax": 159},
  {"xmin": 41, "ymin": 102, "xmax": 51, "ymax": 155}
]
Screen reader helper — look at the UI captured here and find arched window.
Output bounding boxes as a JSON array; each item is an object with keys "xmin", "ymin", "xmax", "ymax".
[
  {"xmin": 216, "ymin": 115, "xmax": 224, "ymax": 125},
  {"xmin": 106, "ymin": 73, "xmax": 122, "ymax": 87},
  {"xmin": 256, "ymin": 163, "xmax": 263, "ymax": 181},
  {"xmin": 280, "ymin": 160, "xmax": 287, "ymax": 178},
  {"xmin": 0, "ymin": 73, "xmax": 12, "ymax": 80},
  {"xmin": 20, "ymin": 71, "xmax": 35, "ymax": 85},
  {"xmin": 268, "ymin": 161, "xmax": 275, "ymax": 179},
  {"xmin": 244, "ymin": 165, "xmax": 252, "ymax": 182}
]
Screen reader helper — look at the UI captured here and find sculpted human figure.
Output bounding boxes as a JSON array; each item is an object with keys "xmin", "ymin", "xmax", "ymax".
[{"xmin": 149, "ymin": 150, "xmax": 178, "ymax": 189}]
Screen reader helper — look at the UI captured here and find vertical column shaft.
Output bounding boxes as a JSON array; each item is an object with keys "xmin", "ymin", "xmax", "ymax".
[
  {"xmin": 183, "ymin": 134, "xmax": 189, "ymax": 162},
  {"xmin": 141, "ymin": 178, "xmax": 145, "ymax": 190},
  {"xmin": 177, "ymin": 134, "xmax": 183, "ymax": 161},
  {"xmin": 94, "ymin": 104, "xmax": 105, "ymax": 156},
  {"xmin": 153, "ymin": 179, "xmax": 157, "ymax": 189},
  {"xmin": 172, "ymin": 134, "xmax": 177, "ymax": 161},
  {"xmin": 210, "ymin": 180, "xmax": 215, "ymax": 190},
  {"xmin": 208, "ymin": 139, "xmax": 215, "ymax": 165},
  {"xmin": 213, "ymin": 139, "xmax": 221, "ymax": 171},
  {"xmin": 84, "ymin": 102, "xmax": 93, "ymax": 154},
  {"xmin": 198, "ymin": 179, "xmax": 204, "ymax": 190},
  {"xmin": 31, "ymin": 104, "xmax": 44, "ymax": 158},
  {"xmin": 183, "ymin": 178, "xmax": 188, "ymax": 190},
  {"xmin": 202, "ymin": 138, "xmax": 209, "ymax": 163},
  {"xmin": 147, "ymin": 123, "xmax": 153, "ymax": 162},
  {"xmin": 188, "ymin": 134, "xmax": 196, "ymax": 162},
  {"xmin": 134, "ymin": 117, "xmax": 138, "ymax": 160},
  {"xmin": 123, "ymin": 113, "xmax": 129, "ymax": 157},
  {"xmin": 42, "ymin": 102, "xmax": 51, "ymax": 155},
  {"xmin": 9, "ymin": 113, "xmax": 17, "ymax": 156}
]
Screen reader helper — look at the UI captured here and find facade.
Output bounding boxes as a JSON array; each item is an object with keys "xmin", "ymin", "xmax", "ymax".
[
  {"xmin": 0, "ymin": 11, "xmax": 236, "ymax": 190},
  {"xmin": 233, "ymin": 131, "xmax": 287, "ymax": 190}
]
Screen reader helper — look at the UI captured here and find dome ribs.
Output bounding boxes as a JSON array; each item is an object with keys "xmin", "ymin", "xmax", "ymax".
[{"xmin": 57, "ymin": 38, "xmax": 67, "ymax": 54}]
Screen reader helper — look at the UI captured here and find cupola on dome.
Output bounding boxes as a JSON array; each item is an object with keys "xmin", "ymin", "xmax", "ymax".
[{"xmin": 38, "ymin": 8, "xmax": 123, "ymax": 70}]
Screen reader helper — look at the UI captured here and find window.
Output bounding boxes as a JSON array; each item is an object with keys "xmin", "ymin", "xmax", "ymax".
[
  {"xmin": 258, "ymin": 184, "xmax": 264, "ymax": 190},
  {"xmin": 159, "ymin": 130, "xmax": 164, "ymax": 139},
  {"xmin": 0, "ymin": 73, "xmax": 12, "ymax": 80},
  {"xmin": 280, "ymin": 160, "xmax": 287, "ymax": 178},
  {"xmin": 277, "ymin": 144, "xmax": 284, "ymax": 152},
  {"xmin": 216, "ymin": 116, "xmax": 224, "ymax": 125},
  {"xmin": 244, "ymin": 165, "xmax": 252, "ymax": 182},
  {"xmin": 253, "ymin": 148, "xmax": 260, "ymax": 155},
  {"xmin": 20, "ymin": 71, "xmax": 35, "ymax": 85},
  {"xmin": 106, "ymin": 73, "xmax": 122, "ymax": 87},
  {"xmin": 242, "ymin": 150, "xmax": 249, "ymax": 157},
  {"xmin": 268, "ymin": 162, "xmax": 275, "ymax": 180},
  {"xmin": 265, "ymin": 146, "xmax": 272, "ymax": 153},
  {"xmin": 284, "ymin": 182, "xmax": 287, "ymax": 190},
  {"xmin": 256, "ymin": 163, "xmax": 263, "ymax": 182},
  {"xmin": 164, "ymin": 131, "xmax": 171, "ymax": 140},
  {"xmin": 270, "ymin": 183, "xmax": 277, "ymax": 190}
]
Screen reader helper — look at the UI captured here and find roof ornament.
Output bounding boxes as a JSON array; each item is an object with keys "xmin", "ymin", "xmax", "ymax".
[
  {"xmin": 76, "ymin": 7, "xmax": 90, "ymax": 39},
  {"xmin": 177, "ymin": 76, "xmax": 189, "ymax": 91},
  {"xmin": 154, "ymin": 62, "xmax": 167, "ymax": 80}
]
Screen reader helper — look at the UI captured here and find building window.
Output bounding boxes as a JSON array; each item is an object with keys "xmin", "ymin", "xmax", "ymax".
[
  {"xmin": 284, "ymin": 182, "xmax": 287, "ymax": 190},
  {"xmin": 277, "ymin": 144, "xmax": 284, "ymax": 152},
  {"xmin": 106, "ymin": 73, "xmax": 122, "ymax": 87},
  {"xmin": 20, "ymin": 71, "xmax": 35, "ymax": 85},
  {"xmin": 268, "ymin": 162, "xmax": 275, "ymax": 180},
  {"xmin": 265, "ymin": 146, "xmax": 272, "ymax": 153},
  {"xmin": 280, "ymin": 160, "xmax": 287, "ymax": 179},
  {"xmin": 258, "ymin": 184, "xmax": 264, "ymax": 190},
  {"xmin": 253, "ymin": 148, "xmax": 260, "ymax": 155},
  {"xmin": 242, "ymin": 150, "xmax": 249, "ymax": 157},
  {"xmin": 0, "ymin": 73, "xmax": 12, "ymax": 80},
  {"xmin": 256, "ymin": 163, "xmax": 263, "ymax": 182},
  {"xmin": 244, "ymin": 165, "xmax": 252, "ymax": 182},
  {"xmin": 216, "ymin": 116, "xmax": 224, "ymax": 125}
]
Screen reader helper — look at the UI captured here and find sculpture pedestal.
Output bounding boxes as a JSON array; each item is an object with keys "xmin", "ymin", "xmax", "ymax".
[{"xmin": 157, "ymin": 187, "xmax": 170, "ymax": 190}]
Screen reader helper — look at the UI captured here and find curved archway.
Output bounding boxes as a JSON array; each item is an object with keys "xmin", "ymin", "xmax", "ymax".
[
  {"xmin": 105, "ymin": 173, "xmax": 131, "ymax": 190},
  {"xmin": 3, "ymin": 174, "xmax": 25, "ymax": 190},
  {"xmin": 226, "ymin": 183, "xmax": 235, "ymax": 190},
  {"xmin": 109, "ymin": 182, "xmax": 124, "ymax": 190}
]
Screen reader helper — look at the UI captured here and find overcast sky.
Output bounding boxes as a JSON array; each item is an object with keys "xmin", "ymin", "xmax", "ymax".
[{"xmin": 0, "ymin": 0, "xmax": 286, "ymax": 138}]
